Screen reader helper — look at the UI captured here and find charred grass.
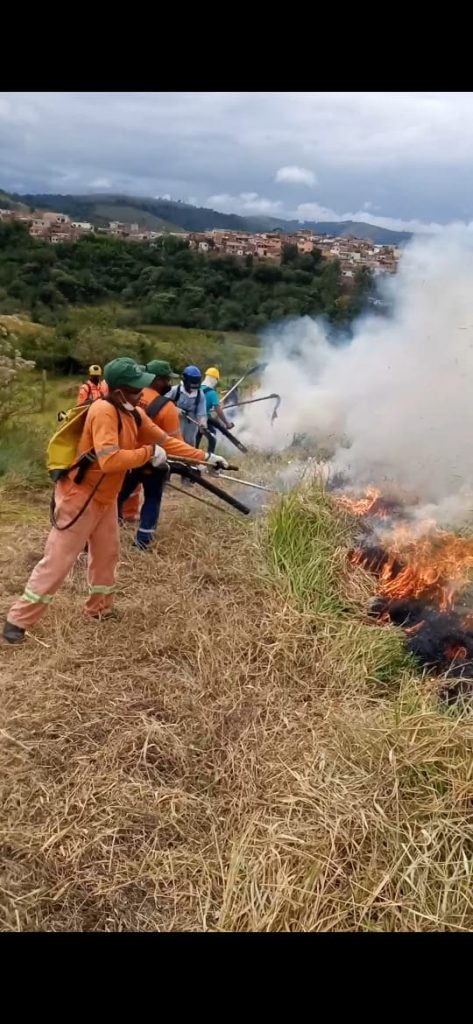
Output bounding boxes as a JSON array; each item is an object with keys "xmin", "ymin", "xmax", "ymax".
[{"xmin": 1, "ymin": 480, "xmax": 472, "ymax": 931}]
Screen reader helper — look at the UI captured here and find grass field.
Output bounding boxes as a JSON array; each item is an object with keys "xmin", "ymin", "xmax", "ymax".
[{"xmin": 1, "ymin": 448, "xmax": 473, "ymax": 931}]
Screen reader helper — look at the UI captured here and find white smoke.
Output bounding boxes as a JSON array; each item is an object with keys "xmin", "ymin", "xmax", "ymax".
[{"xmin": 237, "ymin": 231, "xmax": 473, "ymax": 526}]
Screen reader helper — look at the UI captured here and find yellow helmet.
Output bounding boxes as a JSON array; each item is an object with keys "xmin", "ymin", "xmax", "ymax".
[
  {"xmin": 205, "ymin": 367, "xmax": 220, "ymax": 380},
  {"xmin": 89, "ymin": 364, "xmax": 102, "ymax": 376}
]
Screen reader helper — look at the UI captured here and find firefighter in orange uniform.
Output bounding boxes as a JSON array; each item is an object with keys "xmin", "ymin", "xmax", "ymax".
[
  {"xmin": 118, "ymin": 360, "xmax": 182, "ymax": 548},
  {"xmin": 77, "ymin": 364, "xmax": 108, "ymax": 406},
  {"xmin": 3, "ymin": 358, "xmax": 228, "ymax": 644},
  {"xmin": 77, "ymin": 363, "xmax": 141, "ymax": 520}
]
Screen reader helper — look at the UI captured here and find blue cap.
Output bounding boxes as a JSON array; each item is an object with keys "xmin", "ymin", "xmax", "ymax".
[{"xmin": 183, "ymin": 365, "xmax": 201, "ymax": 378}]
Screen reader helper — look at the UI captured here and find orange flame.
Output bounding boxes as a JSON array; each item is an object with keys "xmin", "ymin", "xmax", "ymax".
[
  {"xmin": 376, "ymin": 528, "xmax": 473, "ymax": 610},
  {"xmin": 342, "ymin": 489, "xmax": 473, "ymax": 610},
  {"xmin": 338, "ymin": 486, "xmax": 382, "ymax": 516}
]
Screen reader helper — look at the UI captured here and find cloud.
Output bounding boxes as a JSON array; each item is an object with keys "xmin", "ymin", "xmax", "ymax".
[
  {"xmin": 204, "ymin": 193, "xmax": 450, "ymax": 234},
  {"xmin": 3, "ymin": 93, "xmax": 473, "ymax": 228},
  {"xmin": 89, "ymin": 177, "xmax": 112, "ymax": 190},
  {"xmin": 275, "ymin": 165, "xmax": 317, "ymax": 187},
  {"xmin": 207, "ymin": 192, "xmax": 283, "ymax": 216},
  {"xmin": 204, "ymin": 192, "xmax": 473, "ymax": 235},
  {"xmin": 294, "ymin": 200, "xmax": 461, "ymax": 235}
]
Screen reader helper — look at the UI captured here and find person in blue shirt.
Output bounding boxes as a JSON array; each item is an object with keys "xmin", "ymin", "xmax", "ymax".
[
  {"xmin": 197, "ymin": 367, "xmax": 234, "ymax": 454},
  {"xmin": 166, "ymin": 365, "xmax": 207, "ymax": 446}
]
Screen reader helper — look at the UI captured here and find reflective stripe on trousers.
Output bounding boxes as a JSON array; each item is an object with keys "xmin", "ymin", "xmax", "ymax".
[
  {"xmin": 7, "ymin": 479, "xmax": 120, "ymax": 630},
  {"xmin": 22, "ymin": 587, "xmax": 53, "ymax": 604}
]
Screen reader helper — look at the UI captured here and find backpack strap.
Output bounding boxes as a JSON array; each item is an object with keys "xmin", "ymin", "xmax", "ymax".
[
  {"xmin": 103, "ymin": 397, "xmax": 141, "ymax": 431},
  {"xmin": 146, "ymin": 395, "xmax": 171, "ymax": 421},
  {"xmin": 170, "ymin": 384, "xmax": 200, "ymax": 418}
]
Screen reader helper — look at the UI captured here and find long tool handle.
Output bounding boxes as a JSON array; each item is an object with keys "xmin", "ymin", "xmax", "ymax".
[
  {"xmin": 212, "ymin": 418, "xmax": 248, "ymax": 453},
  {"xmin": 167, "ymin": 456, "xmax": 239, "ymax": 471},
  {"xmin": 168, "ymin": 463, "xmax": 250, "ymax": 514},
  {"xmin": 195, "ymin": 473, "xmax": 250, "ymax": 514},
  {"xmin": 184, "ymin": 409, "xmax": 248, "ymax": 454},
  {"xmin": 221, "ymin": 362, "xmax": 268, "ymax": 403},
  {"xmin": 224, "ymin": 393, "xmax": 280, "ymax": 411},
  {"xmin": 216, "ymin": 474, "xmax": 276, "ymax": 494},
  {"xmin": 167, "ymin": 481, "xmax": 239, "ymax": 517},
  {"xmin": 181, "ymin": 410, "xmax": 214, "ymax": 443}
]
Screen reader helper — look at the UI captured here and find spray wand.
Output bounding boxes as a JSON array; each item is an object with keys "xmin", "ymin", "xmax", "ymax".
[
  {"xmin": 181, "ymin": 410, "xmax": 248, "ymax": 454},
  {"xmin": 224, "ymin": 393, "xmax": 281, "ymax": 424}
]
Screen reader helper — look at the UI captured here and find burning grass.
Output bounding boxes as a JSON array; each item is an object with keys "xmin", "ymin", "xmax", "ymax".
[
  {"xmin": 338, "ymin": 485, "xmax": 473, "ymax": 695},
  {"xmin": 1, "ymin": 479, "xmax": 473, "ymax": 930}
]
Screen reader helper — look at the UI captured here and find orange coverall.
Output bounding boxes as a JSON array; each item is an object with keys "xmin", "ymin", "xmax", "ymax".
[
  {"xmin": 77, "ymin": 379, "xmax": 108, "ymax": 405},
  {"xmin": 7, "ymin": 400, "xmax": 205, "ymax": 629},
  {"xmin": 121, "ymin": 389, "xmax": 183, "ymax": 521},
  {"xmin": 79, "ymin": 380, "xmax": 139, "ymax": 521},
  {"xmin": 139, "ymin": 387, "xmax": 183, "ymax": 435}
]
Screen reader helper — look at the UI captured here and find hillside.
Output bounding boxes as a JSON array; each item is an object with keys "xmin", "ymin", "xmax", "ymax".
[
  {"xmin": 1, "ymin": 425, "xmax": 472, "ymax": 930},
  {"xmin": 92, "ymin": 204, "xmax": 183, "ymax": 233},
  {"xmin": 7, "ymin": 190, "xmax": 412, "ymax": 245},
  {"xmin": 0, "ymin": 219, "xmax": 372, "ymax": 334},
  {"xmin": 0, "ymin": 191, "xmax": 30, "ymax": 213}
]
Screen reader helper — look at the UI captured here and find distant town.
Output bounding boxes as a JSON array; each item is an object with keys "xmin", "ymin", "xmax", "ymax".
[{"xmin": 0, "ymin": 205, "xmax": 400, "ymax": 278}]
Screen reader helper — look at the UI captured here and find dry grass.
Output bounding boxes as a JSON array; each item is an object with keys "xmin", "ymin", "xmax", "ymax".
[{"xmin": 1, "ymin": 480, "xmax": 473, "ymax": 931}]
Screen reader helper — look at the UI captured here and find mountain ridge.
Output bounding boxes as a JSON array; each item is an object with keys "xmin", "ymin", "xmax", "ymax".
[{"xmin": 5, "ymin": 189, "xmax": 412, "ymax": 245}]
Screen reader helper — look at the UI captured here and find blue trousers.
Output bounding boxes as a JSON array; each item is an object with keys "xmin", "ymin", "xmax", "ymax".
[
  {"xmin": 196, "ymin": 421, "xmax": 217, "ymax": 455},
  {"xmin": 118, "ymin": 468, "xmax": 166, "ymax": 549}
]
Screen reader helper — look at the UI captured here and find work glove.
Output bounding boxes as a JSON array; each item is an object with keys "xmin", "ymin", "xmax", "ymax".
[
  {"xmin": 150, "ymin": 444, "xmax": 168, "ymax": 468},
  {"xmin": 205, "ymin": 453, "xmax": 229, "ymax": 470}
]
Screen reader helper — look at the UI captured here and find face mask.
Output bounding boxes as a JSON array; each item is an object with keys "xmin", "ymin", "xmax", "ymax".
[
  {"xmin": 183, "ymin": 378, "xmax": 200, "ymax": 395},
  {"xmin": 116, "ymin": 389, "xmax": 135, "ymax": 411}
]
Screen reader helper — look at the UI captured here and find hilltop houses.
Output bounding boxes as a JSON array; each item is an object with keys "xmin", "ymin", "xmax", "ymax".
[{"xmin": 0, "ymin": 206, "xmax": 400, "ymax": 275}]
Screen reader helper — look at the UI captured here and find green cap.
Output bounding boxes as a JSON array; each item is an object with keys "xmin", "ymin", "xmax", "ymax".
[
  {"xmin": 146, "ymin": 359, "xmax": 178, "ymax": 379},
  {"xmin": 104, "ymin": 357, "xmax": 154, "ymax": 391},
  {"xmin": 146, "ymin": 358, "xmax": 177, "ymax": 378}
]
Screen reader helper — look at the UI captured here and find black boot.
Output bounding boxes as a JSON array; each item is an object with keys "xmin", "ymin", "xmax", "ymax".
[{"xmin": 3, "ymin": 621, "xmax": 26, "ymax": 645}]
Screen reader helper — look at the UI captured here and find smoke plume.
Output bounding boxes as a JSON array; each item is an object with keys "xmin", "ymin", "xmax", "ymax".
[{"xmin": 237, "ymin": 232, "xmax": 473, "ymax": 525}]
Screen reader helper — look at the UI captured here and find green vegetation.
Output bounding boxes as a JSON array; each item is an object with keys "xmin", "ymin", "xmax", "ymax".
[
  {"xmin": 267, "ymin": 484, "xmax": 411, "ymax": 685},
  {"xmin": 93, "ymin": 204, "xmax": 182, "ymax": 233},
  {"xmin": 0, "ymin": 308, "xmax": 260, "ymax": 380},
  {"xmin": 0, "ymin": 221, "xmax": 374, "ymax": 336}
]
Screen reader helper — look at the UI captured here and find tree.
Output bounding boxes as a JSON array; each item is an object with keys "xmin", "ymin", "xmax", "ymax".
[
  {"xmin": 217, "ymin": 300, "xmax": 244, "ymax": 331},
  {"xmin": 0, "ymin": 327, "xmax": 35, "ymax": 425},
  {"xmin": 253, "ymin": 263, "xmax": 283, "ymax": 284},
  {"xmin": 281, "ymin": 243, "xmax": 298, "ymax": 265},
  {"xmin": 0, "ymin": 223, "xmax": 373, "ymax": 345}
]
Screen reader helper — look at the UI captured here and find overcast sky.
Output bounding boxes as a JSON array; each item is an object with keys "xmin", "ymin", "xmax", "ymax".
[{"xmin": 2, "ymin": 92, "xmax": 473, "ymax": 232}]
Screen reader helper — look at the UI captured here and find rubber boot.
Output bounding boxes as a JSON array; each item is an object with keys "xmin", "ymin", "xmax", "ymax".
[{"xmin": 3, "ymin": 620, "xmax": 26, "ymax": 645}]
